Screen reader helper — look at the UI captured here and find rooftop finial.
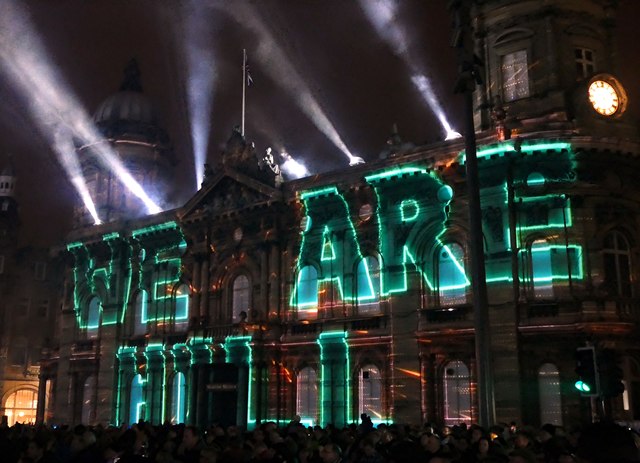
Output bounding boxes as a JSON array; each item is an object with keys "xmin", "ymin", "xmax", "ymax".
[{"xmin": 120, "ymin": 58, "xmax": 143, "ymax": 92}]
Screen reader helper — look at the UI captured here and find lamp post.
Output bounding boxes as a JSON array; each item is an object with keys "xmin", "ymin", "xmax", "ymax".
[{"xmin": 449, "ymin": 0, "xmax": 496, "ymax": 428}]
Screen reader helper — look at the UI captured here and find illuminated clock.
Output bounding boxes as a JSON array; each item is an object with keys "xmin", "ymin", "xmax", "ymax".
[{"xmin": 587, "ymin": 74, "xmax": 627, "ymax": 117}]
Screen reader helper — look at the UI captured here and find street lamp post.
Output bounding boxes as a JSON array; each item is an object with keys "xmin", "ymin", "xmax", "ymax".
[{"xmin": 449, "ymin": 0, "xmax": 496, "ymax": 428}]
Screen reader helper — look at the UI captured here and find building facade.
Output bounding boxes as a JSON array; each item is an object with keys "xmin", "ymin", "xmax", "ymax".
[
  {"xmin": 44, "ymin": 0, "xmax": 640, "ymax": 429},
  {"xmin": 0, "ymin": 160, "xmax": 63, "ymax": 426}
]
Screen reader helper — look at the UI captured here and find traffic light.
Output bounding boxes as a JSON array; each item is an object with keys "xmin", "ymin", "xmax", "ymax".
[
  {"xmin": 575, "ymin": 346, "xmax": 598, "ymax": 396},
  {"xmin": 598, "ymin": 348, "xmax": 625, "ymax": 398}
]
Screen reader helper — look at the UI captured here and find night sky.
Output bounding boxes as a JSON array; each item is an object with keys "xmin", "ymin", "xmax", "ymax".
[{"xmin": 0, "ymin": 0, "xmax": 638, "ymax": 247}]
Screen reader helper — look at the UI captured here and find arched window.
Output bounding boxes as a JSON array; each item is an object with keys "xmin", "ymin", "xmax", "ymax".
[
  {"xmin": 3, "ymin": 389, "xmax": 37, "ymax": 426},
  {"xmin": 296, "ymin": 367, "xmax": 318, "ymax": 425},
  {"xmin": 357, "ymin": 257, "xmax": 381, "ymax": 314},
  {"xmin": 538, "ymin": 363, "xmax": 562, "ymax": 426},
  {"xmin": 87, "ymin": 297, "xmax": 101, "ymax": 338},
  {"xmin": 603, "ymin": 231, "xmax": 632, "ymax": 297},
  {"xmin": 129, "ymin": 374, "xmax": 144, "ymax": 425},
  {"xmin": 170, "ymin": 372, "xmax": 186, "ymax": 424},
  {"xmin": 359, "ymin": 365, "xmax": 383, "ymax": 422},
  {"xmin": 134, "ymin": 290, "xmax": 148, "ymax": 336},
  {"xmin": 232, "ymin": 275, "xmax": 250, "ymax": 322},
  {"xmin": 531, "ymin": 240, "xmax": 554, "ymax": 299},
  {"xmin": 443, "ymin": 360, "xmax": 472, "ymax": 426},
  {"xmin": 174, "ymin": 284, "xmax": 190, "ymax": 331},
  {"xmin": 82, "ymin": 375, "xmax": 96, "ymax": 424},
  {"xmin": 438, "ymin": 243, "xmax": 469, "ymax": 306},
  {"xmin": 295, "ymin": 266, "xmax": 318, "ymax": 319}
]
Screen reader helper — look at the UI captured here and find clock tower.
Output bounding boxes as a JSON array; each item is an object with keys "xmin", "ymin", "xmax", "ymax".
[{"xmin": 471, "ymin": 0, "xmax": 636, "ymax": 139}]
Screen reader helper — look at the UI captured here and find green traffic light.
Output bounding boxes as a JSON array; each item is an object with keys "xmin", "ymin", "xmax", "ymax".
[{"xmin": 574, "ymin": 380, "xmax": 591, "ymax": 392}]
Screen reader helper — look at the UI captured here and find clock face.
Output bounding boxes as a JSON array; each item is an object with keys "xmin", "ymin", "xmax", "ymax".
[{"xmin": 588, "ymin": 80, "xmax": 619, "ymax": 116}]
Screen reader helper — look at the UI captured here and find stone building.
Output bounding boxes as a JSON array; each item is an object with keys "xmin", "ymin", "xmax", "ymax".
[
  {"xmin": 0, "ymin": 160, "xmax": 63, "ymax": 426},
  {"xmin": 43, "ymin": 0, "xmax": 640, "ymax": 428}
]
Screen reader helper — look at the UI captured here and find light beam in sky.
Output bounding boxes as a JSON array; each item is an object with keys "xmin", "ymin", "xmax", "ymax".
[
  {"xmin": 0, "ymin": 1, "xmax": 161, "ymax": 221},
  {"xmin": 359, "ymin": 0, "xmax": 461, "ymax": 140},
  {"xmin": 180, "ymin": 2, "xmax": 217, "ymax": 190},
  {"xmin": 220, "ymin": 2, "xmax": 362, "ymax": 166},
  {"xmin": 53, "ymin": 129, "xmax": 102, "ymax": 224}
]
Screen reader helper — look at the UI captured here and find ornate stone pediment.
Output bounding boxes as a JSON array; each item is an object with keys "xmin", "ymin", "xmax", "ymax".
[{"xmin": 179, "ymin": 168, "xmax": 282, "ymax": 223}]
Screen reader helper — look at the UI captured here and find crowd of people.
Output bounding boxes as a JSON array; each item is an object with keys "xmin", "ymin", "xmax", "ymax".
[{"xmin": 1, "ymin": 414, "xmax": 639, "ymax": 463}]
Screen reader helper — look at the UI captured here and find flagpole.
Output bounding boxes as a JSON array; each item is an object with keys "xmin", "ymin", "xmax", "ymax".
[{"xmin": 242, "ymin": 48, "xmax": 246, "ymax": 136}]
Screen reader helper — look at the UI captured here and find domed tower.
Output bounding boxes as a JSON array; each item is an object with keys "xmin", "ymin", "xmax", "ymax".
[
  {"xmin": 471, "ymin": 0, "xmax": 636, "ymax": 139},
  {"xmin": 73, "ymin": 59, "xmax": 175, "ymax": 227}
]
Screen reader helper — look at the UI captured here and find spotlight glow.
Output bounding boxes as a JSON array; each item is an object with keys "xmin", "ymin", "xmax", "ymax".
[
  {"xmin": 54, "ymin": 129, "xmax": 101, "ymax": 224},
  {"xmin": 348, "ymin": 155, "xmax": 365, "ymax": 166},
  {"xmin": 180, "ymin": 3, "xmax": 217, "ymax": 189},
  {"xmin": 280, "ymin": 150, "xmax": 309, "ymax": 179},
  {"xmin": 359, "ymin": 0, "xmax": 461, "ymax": 140},
  {"xmin": 221, "ymin": 2, "xmax": 358, "ymax": 166},
  {"xmin": 411, "ymin": 75, "xmax": 461, "ymax": 140},
  {"xmin": 445, "ymin": 129, "xmax": 462, "ymax": 141},
  {"xmin": 0, "ymin": 1, "xmax": 161, "ymax": 220}
]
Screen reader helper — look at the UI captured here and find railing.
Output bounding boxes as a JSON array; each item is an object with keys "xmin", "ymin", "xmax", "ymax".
[
  {"xmin": 350, "ymin": 316, "xmax": 387, "ymax": 331},
  {"xmin": 290, "ymin": 323, "xmax": 320, "ymax": 335},
  {"xmin": 526, "ymin": 301, "xmax": 559, "ymax": 318},
  {"xmin": 422, "ymin": 305, "xmax": 472, "ymax": 324},
  {"xmin": 615, "ymin": 298, "xmax": 640, "ymax": 319},
  {"xmin": 71, "ymin": 339, "xmax": 97, "ymax": 355}
]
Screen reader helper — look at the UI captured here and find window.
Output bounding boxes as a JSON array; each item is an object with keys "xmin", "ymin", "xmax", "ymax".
[
  {"xmin": 295, "ymin": 266, "xmax": 318, "ymax": 319},
  {"xmin": 232, "ymin": 275, "xmax": 250, "ymax": 323},
  {"xmin": 603, "ymin": 231, "xmax": 632, "ymax": 297},
  {"xmin": 134, "ymin": 290, "xmax": 148, "ymax": 336},
  {"xmin": 1, "ymin": 200, "xmax": 8, "ymax": 212},
  {"xmin": 170, "ymin": 372, "xmax": 186, "ymax": 424},
  {"xmin": 501, "ymin": 50, "xmax": 530, "ymax": 102},
  {"xmin": 3, "ymin": 389, "xmax": 37, "ymax": 427},
  {"xmin": 37, "ymin": 299, "xmax": 49, "ymax": 318},
  {"xmin": 443, "ymin": 360, "xmax": 472, "ymax": 426},
  {"xmin": 18, "ymin": 298, "xmax": 29, "ymax": 317},
  {"xmin": 9, "ymin": 337, "xmax": 27, "ymax": 367},
  {"xmin": 531, "ymin": 240, "xmax": 554, "ymax": 299},
  {"xmin": 538, "ymin": 363, "xmax": 562, "ymax": 426},
  {"xmin": 575, "ymin": 48, "xmax": 595, "ymax": 79},
  {"xmin": 129, "ymin": 374, "xmax": 145, "ymax": 425},
  {"xmin": 82, "ymin": 375, "xmax": 96, "ymax": 424},
  {"xmin": 359, "ymin": 365, "xmax": 383, "ymax": 422},
  {"xmin": 87, "ymin": 297, "xmax": 101, "ymax": 338},
  {"xmin": 35, "ymin": 262, "xmax": 47, "ymax": 281},
  {"xmin": 296, "ymin": 367, "xmax": 318, "ymax": 425},
  {"xmin": 357, "ymin": 257, "xmax": 380, "ymax": 314},
  {"xmin": 438, "ymin": 243, "xmax": 469, "ymax": 306},
  {"xmin": 174, "ymin": 284, "xmax": 189, "ymax": 330}
]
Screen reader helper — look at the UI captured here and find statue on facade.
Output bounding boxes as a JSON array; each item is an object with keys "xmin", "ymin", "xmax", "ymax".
[{"xmin": 259, "ymin": 147, "xmax": 283, "ymax": 187}]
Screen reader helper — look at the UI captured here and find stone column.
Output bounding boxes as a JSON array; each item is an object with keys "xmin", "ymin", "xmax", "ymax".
[
  {"xmin": 191, "ymin": 258, "xmax": 201, "ymax": 322},
  {"xmin": 269, "ymin": 243, "xmax": 280, "ymax": 320},
  {"xmin": 35, "ymin": 373, "xmax": 47, "ymax": 424},
  {"xmin": 317, "ymin": 331, "xmax": 350, "ymax": 428},
  {"xmin": 52, "ymin": 307, "xmax": 76, "ymax": 424},
  {"xmin": 96, "ymin": 322, "xmax": 118, "ymax": 425},
  {"xmin": 199, "ymin": 261, "xmax": 209, "ymax": 318},
  {"xmin": 388, "ymin": 293, "xmax": 423, "ymax": 425},
  {"xmin": 260, "ymin": 247, "xmax": 268, "ymax": 320},
  {"xmin": 225, "ymin": 336, "xmax": 252, "ymax": 429}
]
